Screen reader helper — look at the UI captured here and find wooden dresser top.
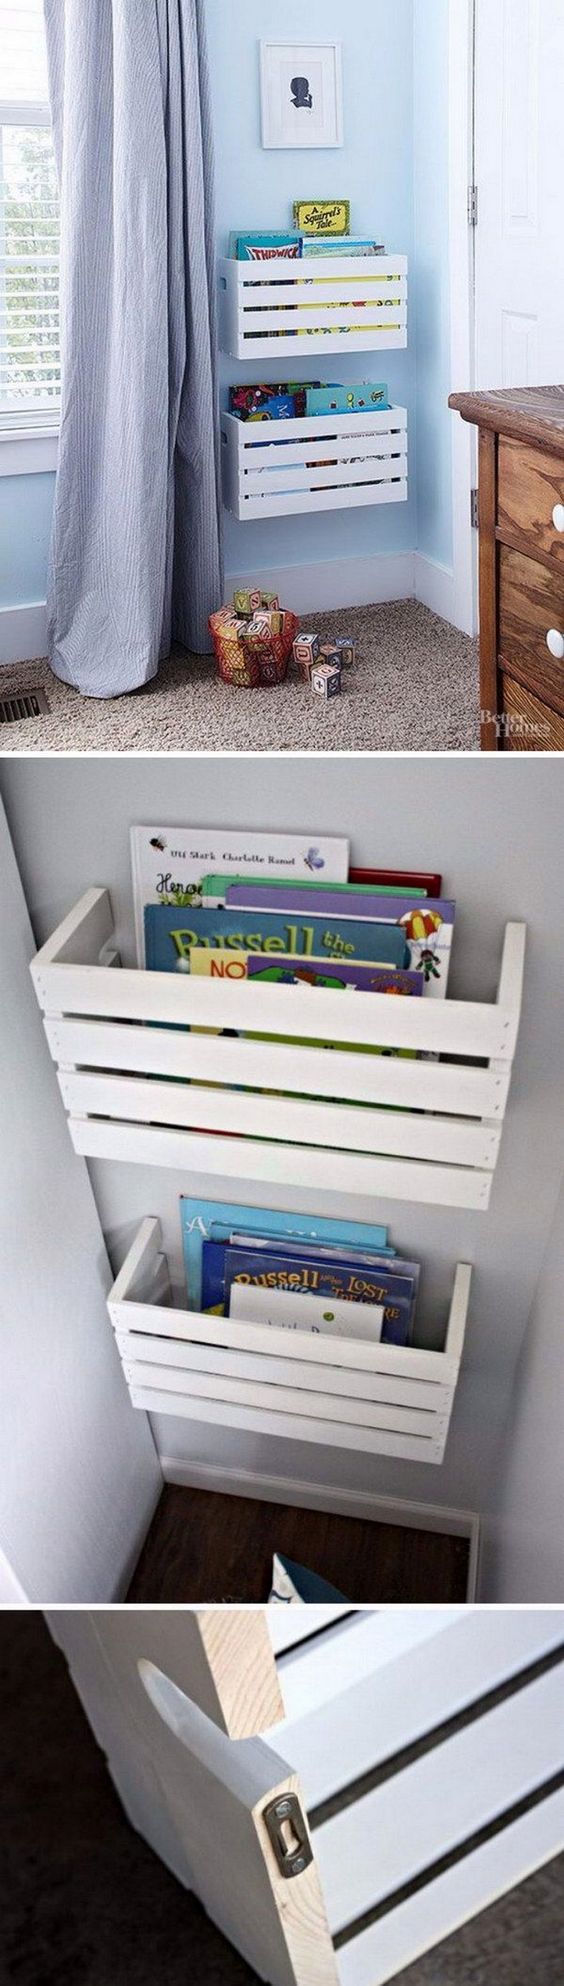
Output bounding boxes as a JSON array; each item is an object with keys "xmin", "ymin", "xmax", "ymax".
[{"xmin": 449, "ymin": 385, "xmax": 564, "ymax": 457}]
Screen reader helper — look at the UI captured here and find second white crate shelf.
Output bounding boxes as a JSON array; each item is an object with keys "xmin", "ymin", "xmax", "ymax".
[
  {"xmin": 221, "ymin": 405, "xmax": 408, "ymax": 519},
  {"xmin": 219, "ymin": 253, "xmax": 408, "ymax": 359},
  {"xmin": 108, "ymin": 1217, "xmax": 471, "ymax": 1464},
  {"xmin": 30, "ymin": 889, "xmax": 526, "ymax": 1213}
]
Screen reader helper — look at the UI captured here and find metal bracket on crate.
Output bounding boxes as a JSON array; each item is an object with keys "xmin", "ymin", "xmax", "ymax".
[{"xmin": 263, "ymin": 1793, "xmax": 313, "ymax": 1880}]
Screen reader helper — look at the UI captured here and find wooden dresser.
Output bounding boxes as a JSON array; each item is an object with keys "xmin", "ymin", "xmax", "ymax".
[{"xmin": 449, "ymin": 386, "xmax": 564, "ymax": 751}]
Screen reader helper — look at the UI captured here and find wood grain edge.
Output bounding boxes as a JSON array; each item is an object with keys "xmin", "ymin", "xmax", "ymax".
[
  {"xmin": 196, "ymin": 1610, "xmax": 285, "ymax": 1740},
  {"xmin": 254, "ymin": 1769, "xmax": 340, "ymax": 1986}
]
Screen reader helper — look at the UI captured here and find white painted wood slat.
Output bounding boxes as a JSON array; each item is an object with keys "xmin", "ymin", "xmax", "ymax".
[
  {"xmin": 115, "ymin": 1331, "xmax": 452, "ymax": 1410},
  {"xmin": 121, "ymin": 1360, "xmax": 446, "ymax": 1440},
  {"xmin": 237, "ymin": 409, "xmax": 408, "ymax": 449},
  {"xmin": 57, "ymin": 1068, "xmax": 502, "ymax": 1169},
  {"xmin": 314, "ymin": 1663, "xmax": 564, "ymax": 1936},
  {"xmin": 219, "ymin": 255, "xmax": 409, "ymax": 359},
  {"xmin": 127, "ymin": 1388, "xmax": 445, "ymax": 1461},
  {"xmin": 111, "ymin": 1298, "xmax": 462, "ymax": 1386},
  {"xmin": 278, "ymin": 1611, "xmax": 564, "ymax": 1808},
  {"xmin": 336, "ymin": 1787, "xmax": 564, "ymax": 1986},
  {"xmin": 43, "ymin": 1014, "xmax": 512, "ymax": 1118},
  {"xmin": 235, "ymin": 479, "xmax": 408, "ymax": 519},
  {"xmin": 243, "ymin": 455, "xmax": 408, "ymax": 496},
  {"xmin": 72, "ymin": 1114, "xmax": 493, "ymax": 1207}
]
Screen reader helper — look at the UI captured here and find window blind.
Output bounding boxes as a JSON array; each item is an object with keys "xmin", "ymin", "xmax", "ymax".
[{"xmin": 0, "ymin": 1, "xmax": 61, "ymax": 429}]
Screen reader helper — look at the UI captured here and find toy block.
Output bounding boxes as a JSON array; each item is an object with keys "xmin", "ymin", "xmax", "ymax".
[
  {"xmin": 311, "ymin": 660, "xmax": 341, "ymax": 699},
  {"xmin": 293, "ymin": 633, "xmax": 320, "ymax": 680},
  {"xmin": 330, "ymin": 635, "xmax": 355, "ymax": 668}
]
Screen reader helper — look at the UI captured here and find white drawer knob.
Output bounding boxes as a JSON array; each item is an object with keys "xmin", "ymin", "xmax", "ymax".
[
  {"xmin": 546, "ymin": 628, "xmax": 564, "ymax": 660},
  {"xmin": 552, "ymin": 504, "xmax": 564, "ymax": 534}
]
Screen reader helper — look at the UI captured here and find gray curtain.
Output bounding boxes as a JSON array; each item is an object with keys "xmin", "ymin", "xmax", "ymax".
[{"xmin": 43, "ymin": 0, "xmax": 223, "ymax": 698}]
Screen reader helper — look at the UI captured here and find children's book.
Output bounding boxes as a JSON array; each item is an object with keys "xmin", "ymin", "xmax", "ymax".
[
  {"xmin": 201, "ymin": 874, "xmax": 426, "ymax": 904},
  {"xmin": 223, "ymin": 1245, "xmax": 415, "ymax": 1344},
  {"xmin": 229, "ymin": 1281, "xmax": 386, "ymax": 1343},
  {"xmin": 188, "ymin": 949, "xmax": 424, "ymax": 995},
  {"xmin": 130, "ymin": 826, "xmax": 349, "ymax": 965},
  {"xmin": 179, "ymin": 1196, "xmax": 394, "ymax": 1312},
  {"xmin": 144, "ymin": 904, "xmax": 410, "ymax": 972},
  {"xmin": 349, "ymin": 868, "xmax": 443, "ymax": 895},
  {"xmin": 199, "ymin": 1237, "xmax": 403, "ymax": 1316},
  {"xmin": 219, "ymin": 887, "xmax": 455, "ymax": 997}
]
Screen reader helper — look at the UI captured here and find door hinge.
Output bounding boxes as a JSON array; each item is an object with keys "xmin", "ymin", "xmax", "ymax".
[
  {"xmin": 471, "ymin": 487, "xmax": 479, "ymax": 530},
  {"xmin": 468, "ymin": 185, "xmax": 478, "ymax": 227},
  {"xmin": 263, "ymin": 1793, "xmax": 313, "ymax": 1880}
]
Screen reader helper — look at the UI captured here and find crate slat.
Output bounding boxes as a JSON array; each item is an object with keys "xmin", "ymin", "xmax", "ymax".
[
  {"xmin": 43, "ymin": 1015, "xmax": 512, "ymax": 1119},
  {"xmin": 220, "ymin": 255, "xmax": 408, "ymax": 359},
  {"xmin": 57, "ymin": 1068, "xmax": 502, "ymax": 1170},
  {"xmin": 222, "ymin": 405, "xmax": 408, "ymax": 519}
]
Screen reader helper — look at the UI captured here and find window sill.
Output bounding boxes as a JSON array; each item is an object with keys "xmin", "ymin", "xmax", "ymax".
[{"xmin": 0, "ymin": 429, "xmax": 59, "ymax": 477}]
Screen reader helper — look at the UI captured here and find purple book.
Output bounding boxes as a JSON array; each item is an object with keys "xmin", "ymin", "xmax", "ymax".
[
  {"xmin": 244, "ymin": 957, "xmax": 423, "ymax": 994},
  {"xmin": 225, "ymin": 886, "xmax": 455, "ymax": 996}
]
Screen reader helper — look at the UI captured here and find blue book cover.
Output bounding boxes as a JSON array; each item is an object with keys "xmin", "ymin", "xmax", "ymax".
[
  {"xmin": 179, "ymin": 1196, "xmax": 393, "ymax": 1311},
  {"xmin": 145, "ymin": 903, "xmax": 409, "ymax": 971},
  {"xmin": 222, "ymin": 1245, "xmax": 416, "ymax": 1344},
  {"xmin": 200, "ymin": 1236, "xmax": 401, "ymax": 1315}
]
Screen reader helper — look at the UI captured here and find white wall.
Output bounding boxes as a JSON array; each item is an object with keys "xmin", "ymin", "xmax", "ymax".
[
  {"xmin": 0, "ymin": 798, "xmax": 162, "ymax": 1601},
  {"xmin": 480, "ymin": 1176, "xmax": 564, "ymax": 1602},
  {"xmin": 1, "ymin": 756, "xmax": 563, "ymax": 1533}
]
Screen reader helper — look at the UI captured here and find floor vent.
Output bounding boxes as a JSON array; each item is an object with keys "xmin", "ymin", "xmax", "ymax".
[{"xmin": 0, "ymin": 689, "xmax": 49, "ymax": 725}]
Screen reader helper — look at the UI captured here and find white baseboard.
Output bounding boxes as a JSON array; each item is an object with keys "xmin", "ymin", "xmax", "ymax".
[
  {"xmin": 225, "ymin": 551, "xmax": 415, "ymax": 617},
  {"xmin": 160, "ymin": 1456, "xmax": 480, "ymax": 1601},
  {"xmin": 0, "ymin": 601, "xmax": 48, "ymax": 665},
  {"xmin": 0, "ymin": 555, "xmax": 462, "ymax": 666},
  {"xmin": 414, "ymin": 553, "xmax": 456, "ymax": 627}
]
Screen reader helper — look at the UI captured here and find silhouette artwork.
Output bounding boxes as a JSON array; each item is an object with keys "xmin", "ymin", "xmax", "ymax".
[{"xmin": 291, "ymin": 75, "xmax": 313, "ymax": 110}]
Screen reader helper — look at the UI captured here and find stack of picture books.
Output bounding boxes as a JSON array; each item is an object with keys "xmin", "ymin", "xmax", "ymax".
[
  {"xmin": 179, "ymin": 1195, "xmax": 420, "ymax": 1349},
  {"xmin": 130, "ymin": 823, "xmax": 453, "ymax": 999}
]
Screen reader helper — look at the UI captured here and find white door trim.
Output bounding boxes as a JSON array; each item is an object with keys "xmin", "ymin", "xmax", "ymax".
[{"xmin": 449, "ymin": 0, "xmax": 478, "ymax": 637}]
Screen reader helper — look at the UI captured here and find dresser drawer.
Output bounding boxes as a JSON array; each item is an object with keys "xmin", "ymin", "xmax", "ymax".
[
  {"xmin": 498, "ymin": 543, "xmax": 564, "ymax": 716},
  {"xmin": 498, "ymin": 437, "xmax": 564, "ymax": 564},
  {"xmin": 502, "ymin": 678, "xmax": 564, "ymax": 751}
]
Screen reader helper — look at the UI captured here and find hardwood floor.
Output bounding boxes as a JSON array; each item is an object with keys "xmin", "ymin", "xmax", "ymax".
[{"xmin": 126, "ymin": 1485, "xmax": 470, "ymax": 1603}]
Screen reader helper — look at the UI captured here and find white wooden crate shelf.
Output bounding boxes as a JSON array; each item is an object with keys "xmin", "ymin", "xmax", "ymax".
[
  {"xmin": 219, "ymin": 254, "xmax": 408, "ymax": 360},
  {"xmin": 30, "ymin": 889, "xmax": 526, "ymax": 1212},
  {"xmin": 108, "ymin": 1216, "xmax": 470, "ymax": 1464},
  {"xmin": 221, "ymin": 406, "xmax": 408, "ymax": 519}
]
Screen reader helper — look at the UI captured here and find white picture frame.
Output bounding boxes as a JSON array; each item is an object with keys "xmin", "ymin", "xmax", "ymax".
[{"xmin": 260, "ymin": 41, "xmax": 343, "ymax": 150}]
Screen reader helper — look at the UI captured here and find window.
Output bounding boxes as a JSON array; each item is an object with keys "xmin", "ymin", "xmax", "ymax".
[{"xmin": 0, "ymin": 2, "xmax": 60, "ymax": 433}]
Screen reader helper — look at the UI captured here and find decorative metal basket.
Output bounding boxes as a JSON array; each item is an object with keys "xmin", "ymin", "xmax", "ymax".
[{"xmin": 209, "ymin": 606, "xmax": 299, "ymax": 687}]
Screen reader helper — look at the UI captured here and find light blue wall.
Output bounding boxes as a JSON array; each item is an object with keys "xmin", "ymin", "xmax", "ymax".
[
  {"xmin": 1, "ymin": 1, "xmax": 455, "ymax": 614},
  {"xmin": 413, "ymin": 0, "xmax": 453, "ymax": 568},
  {"xmin": 206, "ymin": 0, "xmax": 416, "ymax": 576},
  {"xmin": 0, "ymin": 473, "xmax": 55, "ymax": 610}
]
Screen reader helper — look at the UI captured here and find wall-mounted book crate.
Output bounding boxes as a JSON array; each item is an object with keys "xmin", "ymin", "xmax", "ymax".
[
  {"xmin": 221, "ymin": 405, "xmax": 408, "ymax": 519},
  {"xmin": 108, "ymin": 1217, "xmax": 471, "ymax": 1464},
  {"xmin": 219, "ymin": 255, "xmax": 408, "ymax": 360},
  {"xmin": 30, "ymin": 889, "xmax": 526, "ymax": 1213}
]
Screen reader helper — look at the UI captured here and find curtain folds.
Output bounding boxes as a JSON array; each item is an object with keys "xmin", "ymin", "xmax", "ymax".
[{"xmin": 43, "ymin": 0, "xmax": 223, "ymax": 697}]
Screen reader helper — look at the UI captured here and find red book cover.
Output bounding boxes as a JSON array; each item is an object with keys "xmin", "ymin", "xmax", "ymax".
[{"xmin": 349, "ymin": 867, "xmax": 442, "ymax": 896}]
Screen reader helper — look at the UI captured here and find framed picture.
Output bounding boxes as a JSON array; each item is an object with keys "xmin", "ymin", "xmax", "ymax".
[{"xmin": 260, "ymin": 41, "xmax": 343, "ymax": 150}]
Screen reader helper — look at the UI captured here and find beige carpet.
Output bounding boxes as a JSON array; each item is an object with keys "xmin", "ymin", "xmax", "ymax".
[{"xmin": 0, "ymin": 601, "xmax": 480, "ymax": 753}]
